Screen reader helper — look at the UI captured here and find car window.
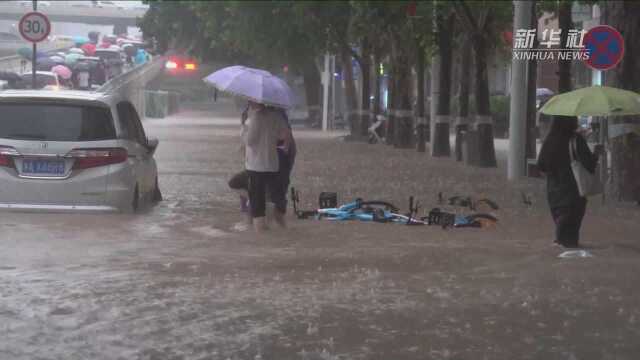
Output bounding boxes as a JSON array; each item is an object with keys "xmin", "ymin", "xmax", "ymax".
[
  {"xmin": 128, "ymin": 104, "xmax": 147, "ymax": 145},
  {"xmin": 0, "ymin": 103, "xmax": 115, "ymax": 141},
  {"xmin": 117, "ymin": 102, "xmax": 145, "ymax": 145}
]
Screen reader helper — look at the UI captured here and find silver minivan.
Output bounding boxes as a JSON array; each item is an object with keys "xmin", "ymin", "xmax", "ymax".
[{"xmin": 0, "ymin": 90, "xmax": 160, "ymax": 212}]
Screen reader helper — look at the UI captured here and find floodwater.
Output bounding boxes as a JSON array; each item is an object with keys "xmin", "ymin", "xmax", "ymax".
[{"xmin": 2, "ymin": 100, "xmax": 640, "ymax": 359}]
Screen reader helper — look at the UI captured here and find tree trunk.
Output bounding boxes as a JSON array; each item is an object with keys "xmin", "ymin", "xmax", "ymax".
[
  {"xmin": 302, "ymin": 61, "xmax": 321, "ymax": 127},
  {"xmin": 557, "ymin": 1, "xmax": 572, "ymax": 93},
  {"xmin": 340, "ymin": 46, "xmax": 359, "ymax": 138},
  {"xmin": 416, "ymin": 43, "xmax": 426, "ymax": 153},
  {"xmin": 392, "ymin": 42, "xmax": 413, "ymax": 149},
  {"xmin": 455, "ymin": 36, "xmax": 471, "ymax": 161},
  {"xmin": 604, "ymin": 1, "xmax": 640, "ymax": 203},
  {"xmin": 472, "ymin": 35, "xmax": 497, "ymax": 167},
  {"xmin": 359, "ymin": 38, "xmax": 372, "ymax": 138},
  {"xmin": 433, "ymin": 12, "xmax": 455, "ymax": 157}
]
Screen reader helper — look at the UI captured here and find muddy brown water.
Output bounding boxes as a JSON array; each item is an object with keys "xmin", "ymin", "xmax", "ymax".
[{"xmin": 1, "ymin": 101, "xmax": 639, "ymax": 359}]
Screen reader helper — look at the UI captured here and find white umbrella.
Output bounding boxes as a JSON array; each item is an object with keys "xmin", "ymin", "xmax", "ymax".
[
  {"xmin": 536, "ymin": 88, "xmax": 554, "ymax": 97},
  {"xmin": 202, "ymin": 65, "xmax": 293, "ymax": 108}
]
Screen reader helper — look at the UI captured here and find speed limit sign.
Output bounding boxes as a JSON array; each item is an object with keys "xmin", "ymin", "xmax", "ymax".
[{"xmin": 19, "ymin": 12, "xmax": 51, "ymax": 43}]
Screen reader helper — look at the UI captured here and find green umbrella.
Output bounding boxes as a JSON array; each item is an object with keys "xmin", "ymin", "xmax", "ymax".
[
  {"xmin": 17, "ymin": 47, "xmax": 47, "ymax": 60},
  {"xmin": 64, "ymin": 53, "xmax": 83, "ymax": 66},
  {"xmin": 541, "ymin": 86, "xmax": 640, "ymax": 117}
]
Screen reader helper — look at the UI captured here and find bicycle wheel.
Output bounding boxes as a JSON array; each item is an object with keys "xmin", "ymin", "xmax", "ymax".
[{"xmin": 466, "ymin": 213, "xmax": 498, "ymax": 222}]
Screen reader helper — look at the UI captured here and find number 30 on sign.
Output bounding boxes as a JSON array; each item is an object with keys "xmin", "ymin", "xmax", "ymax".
[{"xmin": 19, "ymin": 12, "xmax": 51, "ymax": 43}]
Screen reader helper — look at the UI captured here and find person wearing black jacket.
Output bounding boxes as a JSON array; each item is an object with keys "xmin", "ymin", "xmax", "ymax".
[{"xmin": 537, "ymin": 115, "xmax": 602, "ymax": 248}]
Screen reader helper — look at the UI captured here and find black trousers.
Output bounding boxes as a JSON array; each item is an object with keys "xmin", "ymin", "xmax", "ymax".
[
  {"xmin": 228, "ymin": 170, "xmax": 288, "ymax": 214},
  {"xmin": 550, "ymin": 197, "xmax": 587, "ymax": 247},
  {"xmin": 246, "ymin": 170, "xmax": 281, "ymax": 218}
]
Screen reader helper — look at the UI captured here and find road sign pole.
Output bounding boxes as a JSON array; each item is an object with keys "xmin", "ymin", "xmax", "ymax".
[
  {"xmin": 32, "ymin": 0, "xmax": 37, "ymax": 90},
  {"xmin": 20, "ymin": 1, "xmax": 50, "ymax": 90},
  {"xmin": 32, "ymin": 42, "xmax": 36, "ymax": 89}
]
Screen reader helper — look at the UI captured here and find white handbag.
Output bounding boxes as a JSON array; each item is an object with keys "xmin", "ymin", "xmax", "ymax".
[{"xmin": 569, "ymin": 137, "xmax": 603, "ymax": 197}]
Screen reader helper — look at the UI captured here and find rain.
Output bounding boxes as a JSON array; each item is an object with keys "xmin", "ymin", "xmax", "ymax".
[{"xmin": 1, "ymin": 1, "xmax": 640, "ymax": 359}]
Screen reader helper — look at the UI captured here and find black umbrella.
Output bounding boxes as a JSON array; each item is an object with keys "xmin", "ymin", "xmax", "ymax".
[
  {"xmin": 0, "ymin": 71, "xmax": 26, "ymax": 89},
  {"xmin": 0, "ymin": 71, "xmax": 22, "ymax": 82}
]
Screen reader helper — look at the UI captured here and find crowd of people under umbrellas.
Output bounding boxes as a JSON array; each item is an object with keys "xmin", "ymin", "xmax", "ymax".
[{"xmin": 0, "ymin": 30, "xmax": 151, "ymax": 91}]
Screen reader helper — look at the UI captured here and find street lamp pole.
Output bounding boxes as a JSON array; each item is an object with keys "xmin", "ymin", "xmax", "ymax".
[
  {"xmin": 508, "ymin": 0, "xmax": 533, "ymax": 180},
  {"xmin": 322, "ymin": 53, "xmax": 330, "ymax": 131}
]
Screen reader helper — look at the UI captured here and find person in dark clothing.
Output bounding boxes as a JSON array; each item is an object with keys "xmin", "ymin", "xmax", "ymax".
[
  {"xmin": 537, "ymin": 115, "xmax": 602, "ymax": 248},
  {"xmin": 271, "ymin": 107, "xmax": 296, "ymax": 217}
]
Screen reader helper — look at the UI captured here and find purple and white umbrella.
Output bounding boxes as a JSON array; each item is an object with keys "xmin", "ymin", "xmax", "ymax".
[
  {"xmin": 203, "ymin": 65, "xmax": 293, "ymax": 108},
  {"xmin": 536, "ymin": 88, "xmax": 554, "ymax": 97}
]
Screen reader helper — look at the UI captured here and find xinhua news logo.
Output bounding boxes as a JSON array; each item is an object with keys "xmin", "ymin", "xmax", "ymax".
[
  {"xmin": 512, "ymin": 25, "xmax": 625, "ymax": 71},
  {"xmin": 512, "ymin": 28, "xmax": 589, "ymax": 61}
]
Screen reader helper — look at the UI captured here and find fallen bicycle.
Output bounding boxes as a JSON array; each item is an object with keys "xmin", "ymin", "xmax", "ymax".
[{"xmin": 290, "ymin": 188, "xmax": 498, "ymax": 229}]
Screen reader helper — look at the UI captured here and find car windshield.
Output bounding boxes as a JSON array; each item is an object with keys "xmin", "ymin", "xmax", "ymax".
[{"xmin": 0, "ymin": 103, "xmax": 116, "ymax": 141}]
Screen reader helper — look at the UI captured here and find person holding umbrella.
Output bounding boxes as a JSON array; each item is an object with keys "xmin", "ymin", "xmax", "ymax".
[
  {"xmin": 204, "ymin": 66, "xmax": 294, "ymax": 232},
  {"xmin": 228, "ymin": 104, "xmax": 295, "ymax": 229},
  {"xmin": 538, "ymin": 85, "xmax": 640, "ymax": 247},
  {"xmin": 537, "ymin": 116, "xmax": 602, "ymax": 248},
  {"xmin": 243, "ymin": 101, "xmax": 290, "ymax": 232}
]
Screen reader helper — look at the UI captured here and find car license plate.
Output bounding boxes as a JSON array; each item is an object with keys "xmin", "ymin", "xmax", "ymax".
[{"xmin": 22, "ymin": 159, "xmax": 65, "ymax": 176}]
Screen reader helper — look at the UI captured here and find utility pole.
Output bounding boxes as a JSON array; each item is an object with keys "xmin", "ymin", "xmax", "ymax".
[
  {"xmin": 331, "ymin": 55, "xmax": 336, "ymax": 130},
  {"xmin": 322, "ymin": 53, "xmax": 330, "ymax": 131},
  {"xmin": 508, "ymin": 0, "xmax": 533, "ymax": 180}
]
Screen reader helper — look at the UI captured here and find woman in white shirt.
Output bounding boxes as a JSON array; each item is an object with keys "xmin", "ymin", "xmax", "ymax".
[{"xmin": 243, "ymin": 101, "xmax": 289, "ymax": 232}]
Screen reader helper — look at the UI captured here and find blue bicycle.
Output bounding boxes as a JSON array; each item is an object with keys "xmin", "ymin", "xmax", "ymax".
[{"xmin": 291, "ymin": 189, "xmax": 498, "ymax": 228}]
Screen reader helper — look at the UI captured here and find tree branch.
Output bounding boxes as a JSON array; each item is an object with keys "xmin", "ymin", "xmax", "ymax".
[
  {"xmin": 452, "ymin": 2, "xmax": 475, "ymax": 34},
  {"xmin": 454, "ymin": 1, "xmax": 478, "ymax": 31}
]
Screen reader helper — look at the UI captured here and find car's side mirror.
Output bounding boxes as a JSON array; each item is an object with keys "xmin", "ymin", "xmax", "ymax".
[{"xmin": 146, "ymin": 137, "xmax": 159, "ymax": 155}]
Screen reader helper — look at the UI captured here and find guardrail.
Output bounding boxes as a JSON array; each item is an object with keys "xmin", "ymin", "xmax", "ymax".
[{"xmin": 97, "ymin": 56, "xmax": 165, "ymax": 119}]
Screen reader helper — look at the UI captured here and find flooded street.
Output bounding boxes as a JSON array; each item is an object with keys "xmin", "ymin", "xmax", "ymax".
[{"xmin": 2, "ymin": 100, "xmax": 640, "ymax": 360}]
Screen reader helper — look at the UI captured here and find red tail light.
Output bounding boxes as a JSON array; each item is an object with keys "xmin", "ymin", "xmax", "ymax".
[
  {"xmin": 67, "ymin": 148, "xmax": 128, "ymax": 170},
  {"xmin": 0, "ymin": 146, "xmax": 19, "ymax": 168}
]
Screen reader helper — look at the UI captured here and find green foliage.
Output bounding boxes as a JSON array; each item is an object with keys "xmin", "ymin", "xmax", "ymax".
[{"xmin": 490, "ymin": 95, "xmax": 510, "ymax": 138}]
